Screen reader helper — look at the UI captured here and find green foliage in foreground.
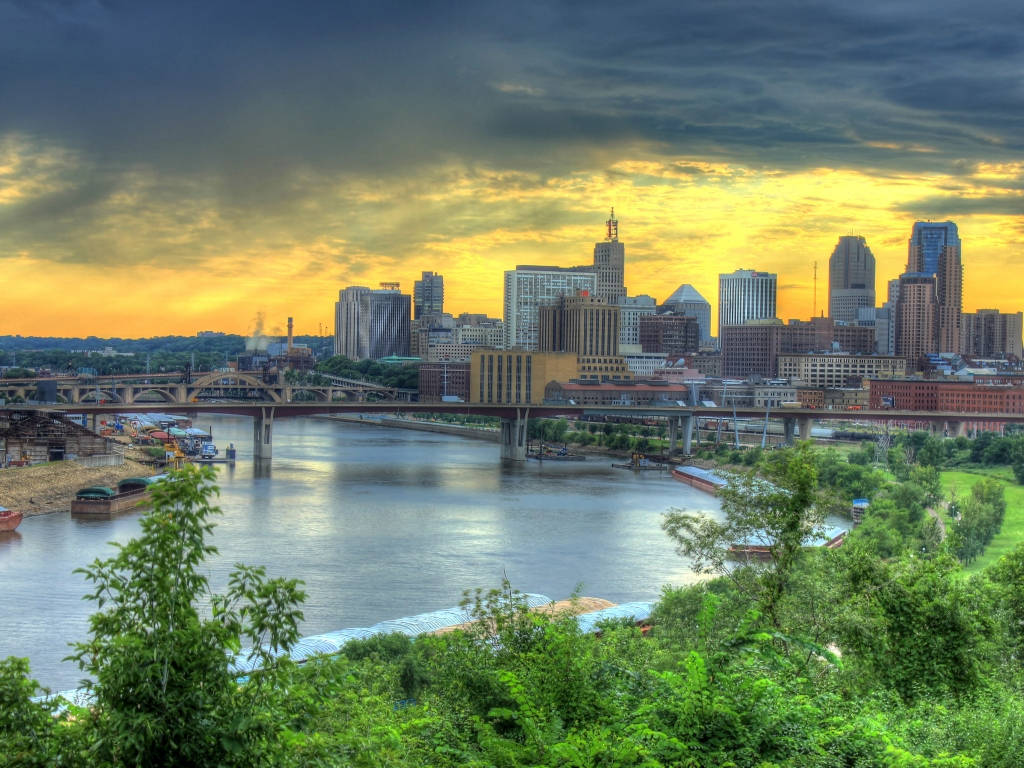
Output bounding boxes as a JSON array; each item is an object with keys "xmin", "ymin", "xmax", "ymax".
[{"xmin": 3, "ymin": 451, "xmax": 1024, "ymax": 765}]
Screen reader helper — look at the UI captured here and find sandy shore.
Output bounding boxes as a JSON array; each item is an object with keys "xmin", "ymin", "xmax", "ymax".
[{"xmin": 0, "ymin": 457, "xmax": 156, "ymax": 517}]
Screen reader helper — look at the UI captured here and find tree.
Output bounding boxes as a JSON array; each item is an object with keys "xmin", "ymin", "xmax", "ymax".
[
  {"xmin": 0, "ymin": 658, "xmax": 64, "ymax": 767},
  {"xmin": 68, "ymin": 465, "xmax": 306, "ymax": 767},
  {"xmin": 662, "ymin": 443, "xmax": 824, "ymax": 628},
  {"xmin": 838, "ymin": 554, "xmax": 996, "ymax": 702}
]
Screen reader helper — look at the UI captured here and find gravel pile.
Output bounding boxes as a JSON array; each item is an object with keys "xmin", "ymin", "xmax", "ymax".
[{"xmin": 0, "ymin": 458, "xmax": 154, "ymax": 517}]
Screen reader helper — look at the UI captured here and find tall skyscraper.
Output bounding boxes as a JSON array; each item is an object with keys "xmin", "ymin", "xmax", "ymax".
[
  {"xmin": 718, "ymin": 269, "xmax": 777, "ymax": 338},
  {"xmin": 895, "ymin": 221, "xmax": 962, "ymax": 361},
  {"xmin": 334, "ymin": 286, "xmax": 370, "ymax": 358},
  {"xmin": 333, "ymin": 284, "xmax": 411, "ymax": 360},
  {"xmin": 828, "ymin": 235, "xmax": 876, "ymax": 323},
  {"xmin": 592, "ymin": 209, "xmax": 626, "ymax": 303},
  {"xmin": 503, "ymin": 265, "xmax": 597, "ymax": 350},
  {"xmin": 660, "ymin": 284, "xmax": 712, "ymax": 345},
  {"xmin": 909, "ymin": 221, "xmax": 961, "ymax": 276},
  {"xmin": 413, "ymin": 271, "xmax": 444, "ymax": 320}
]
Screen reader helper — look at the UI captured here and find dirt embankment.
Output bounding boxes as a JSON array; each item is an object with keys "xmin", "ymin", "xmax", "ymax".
[{"xmin": 0, "ymin": 457, "xmax": 155, "ymax": 517}]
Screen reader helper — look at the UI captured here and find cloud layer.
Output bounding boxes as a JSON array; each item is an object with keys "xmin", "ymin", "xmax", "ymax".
[{"xmin": 1, "ymin": 0, "xmax": 1022, "ymax": 334}]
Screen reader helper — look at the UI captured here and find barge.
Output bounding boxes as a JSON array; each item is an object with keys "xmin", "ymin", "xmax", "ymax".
[
  {"xmin": 671, "ymin": 465, "xmax": 728, "ymax": 495},
  {"xmin": 71, "ymin": 475, "xmax": 166, "ymax": 519}
]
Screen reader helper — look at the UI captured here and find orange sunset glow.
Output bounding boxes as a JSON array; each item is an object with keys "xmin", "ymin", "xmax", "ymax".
[{"xmin": 1, "ymin": 3, "xmax": 1021, "ymax": 338}]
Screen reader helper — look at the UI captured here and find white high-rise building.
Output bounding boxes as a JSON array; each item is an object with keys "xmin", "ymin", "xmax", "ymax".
[
  {"xmin": 718, "ymin": 270, "xmax": 777, "ymax": 337},
  {"xmin": 617, "ymin": 295, "xmax": 657, "ymax": 347},
  {"xmin": 503, "ymin": 266, "xmax": 597, "ymax": 350}
]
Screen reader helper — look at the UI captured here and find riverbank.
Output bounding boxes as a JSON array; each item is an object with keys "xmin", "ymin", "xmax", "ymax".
[
  {"xmin": 322, "ymin": 413, "xmax": 672, "ymax": 462},
  {"xmin": 323, "ymin": 414, "xmax": 501, "ymax": 442},
  {"xmin": 0, "ymin": 457, "xmax": 154, "ymax": 517}
]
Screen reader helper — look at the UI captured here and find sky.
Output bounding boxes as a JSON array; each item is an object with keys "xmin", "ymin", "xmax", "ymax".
[{"xmin": 1, "ymin": 0, "xmax": 1022, "ymax": 338}]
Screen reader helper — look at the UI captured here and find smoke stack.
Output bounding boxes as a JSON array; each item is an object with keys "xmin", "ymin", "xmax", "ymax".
[{"xmin": 287, "ymin": 317, "xmax": 294, "ymax": 352}]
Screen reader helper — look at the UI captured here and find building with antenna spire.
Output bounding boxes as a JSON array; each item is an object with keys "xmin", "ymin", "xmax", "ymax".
[{"xmin": 591, "ymin": 208, "xmax": 626, "ymax": 303}]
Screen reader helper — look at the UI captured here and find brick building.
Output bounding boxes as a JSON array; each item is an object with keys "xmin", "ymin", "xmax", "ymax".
[
  {"xmin": 868, "ymin": 379, "xmax": 1024, "ymax": 414},
  {"xmin": 638, "ymin": 315, "xmax": 701, "ymax": 356},
  {"xmin": 721, "ymin": 317, "xmax": 875, "ymax": 378},
  {"xmin": 418, "ymin": 362, "xmax": 471, "ymax": 402},
  {"xmin": 544, "ymin": 380, "xmax": 690, "ymax": 406}
]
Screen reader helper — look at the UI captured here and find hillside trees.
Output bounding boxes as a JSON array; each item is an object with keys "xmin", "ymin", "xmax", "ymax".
[
  {"xmin": 663, "ymin": 443, "xmax": 824, "ymax": 629},
  {"xmin": 67, "ymin": 465, "xmax": 307, "ymax": 767}
]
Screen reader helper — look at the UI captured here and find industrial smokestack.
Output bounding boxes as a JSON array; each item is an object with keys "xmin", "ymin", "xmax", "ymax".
[{"xmin": 287, "ymin": 317, "xmax": 294, "ymax": 352}]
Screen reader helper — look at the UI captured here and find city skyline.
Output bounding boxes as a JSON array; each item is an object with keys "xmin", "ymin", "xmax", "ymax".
[{"xmin": 2, "ymin": 1, "xmax": 1022, "ymax": 337}]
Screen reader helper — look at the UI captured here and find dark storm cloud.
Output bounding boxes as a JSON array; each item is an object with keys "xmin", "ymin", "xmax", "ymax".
[
  {"xmin": 1, "ymin": 0, "xmax": 1022, "ymax": 263},
  {"xmin": 896, "ymin": 195, "xmax": 1024, "ymax": 218}
]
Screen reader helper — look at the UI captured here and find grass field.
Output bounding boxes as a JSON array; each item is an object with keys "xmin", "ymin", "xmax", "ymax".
[{"xmin": 940, "ymin": 468, "xmax": 1024, "ymax": 573}]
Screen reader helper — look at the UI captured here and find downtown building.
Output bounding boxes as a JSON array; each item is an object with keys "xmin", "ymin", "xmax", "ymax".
[
  {"xmin": 895, "ymin": 221, "xmax": 963, "ymax": 366},
  {"xmin": 592, "ymin": 209, "xmax": 627, "ymax": 303},
  {"xmin": 828, "ymin": 235, "xmax": 876, "ymax": 323},
  {"xmin": 638, "ymin": 314, "xmax": 701, "ymax": 357},
  {"xmin": 777, "ymin": 353, "xmax": 906, "ymax": 389},
  {"xmin": 718, "ymin": 269, "xmax": 777, "ymax": 339},
  {"xmin": 660, "ymin": 284, "xmax": 712, "ymax": 346},
  {"xmin": 538, "ymin": 292, "xmax": 631, "ymax": 382},
  {"xmin": 721, "ymin": 317, "xmax": 875, "ymax": 379},
  {"xmin": 334, "ymin": 285, "xmax": 411, "ymax": 360},
  {"xmin": 961, "ymin": 310, "xmax": 1024, "ymax": 360},
  {"xmin": 617, "ymin": 295, "xmax": 657, "ymax": 347},
  {"xmin": 413, "ymin": 271, "xmax": 444, "ymax": 319},
  {"xmin": 503, "ymin": 265, "xmax": 597, "ymax": 350},
  {"xmin": 503, "ymin": 211, "xmax": 629, "ymax": 350}
]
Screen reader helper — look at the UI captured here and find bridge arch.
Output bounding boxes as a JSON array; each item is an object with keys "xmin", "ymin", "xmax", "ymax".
[
  {"xmin": 131, "ymin": 388, "xmax": 178, "ymax": 404},
  {"xmin": 286, "ymin": 387, "xmax": 330, "ymax": 402},
  {"xmin": 79, "ymin": 389, "xmax": 123, "ymax": 404},
  {"xmin": 187, "ymin": 371, "xmax": 283, "ymax": 403}
]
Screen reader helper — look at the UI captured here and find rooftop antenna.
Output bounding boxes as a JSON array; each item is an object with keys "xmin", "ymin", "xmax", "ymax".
[
  {"xmin": 812, "ymin": 261, "xmax": 818, "ymax": 318},
  {"xmin": 605, "ymin": 207, "xmax": 618, "ymax": 242}
]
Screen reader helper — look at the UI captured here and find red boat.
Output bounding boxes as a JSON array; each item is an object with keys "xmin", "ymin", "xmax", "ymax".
[{"xmin": 0, "ymin": 506, "xmax": 23, "ymax": 533}]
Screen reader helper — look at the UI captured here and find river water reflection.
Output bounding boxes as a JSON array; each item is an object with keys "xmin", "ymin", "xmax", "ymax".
[{"xmin": 0, "ymin": 415, "xmax": 721, "ymax": 691}]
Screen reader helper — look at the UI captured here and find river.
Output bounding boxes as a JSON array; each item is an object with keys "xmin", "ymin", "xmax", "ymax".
[{"xmin": 0, "ymin": 414, "xmax": 721, "ymax": 691}]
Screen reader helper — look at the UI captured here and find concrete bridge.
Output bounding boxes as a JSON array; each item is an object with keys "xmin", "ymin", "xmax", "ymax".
[
  {"xmin": 0, "ymin": 371, "xmax": 413, "ymax": 406},
  {"xmin": 8, "ymin": 400, "xmax": 1024, "ymax": 463}
]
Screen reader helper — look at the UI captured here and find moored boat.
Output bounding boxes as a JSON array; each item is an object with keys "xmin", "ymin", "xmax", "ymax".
[
  {"xmin": 0, "ymin": 506, "xmax": 23, "ymax": 532},
  {"xmin": 671, "ymin": 465, "xmax": 728, "ymax": 495},
  {"xmin": 71, "ymin": 475, "xmax": 166, "ymax": 519}
]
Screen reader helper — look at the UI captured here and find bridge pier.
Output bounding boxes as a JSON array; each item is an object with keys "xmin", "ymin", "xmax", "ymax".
[
  {"xmin": 667, "ymin": 415, "xmax": 694, "ymax": 454},
  {"xmin": 798, "ymin": 417, "xmax": 812, "ymax": 441},
  {"xmin": 946, "ymin": 420, "xmax": 967, "ymax": 438},
  {"xmin": 253, "ymin": 407, "xmax": 275, "ymax": 461},
  {"xmin": 499, "ymin": 408, "xmax": 530, "ymax": 461},
  {"xmin": 783, "ymin": 417, "xmax": 796, "ymax": 444}
]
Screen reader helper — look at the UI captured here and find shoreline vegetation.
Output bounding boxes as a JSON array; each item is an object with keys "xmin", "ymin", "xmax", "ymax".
[{"xmin": 7, "ymin": 452, "xmax": 1024, "ymax": 766}]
